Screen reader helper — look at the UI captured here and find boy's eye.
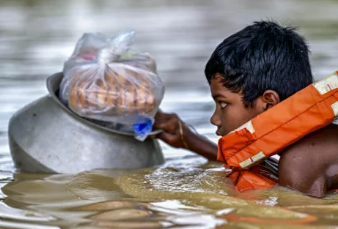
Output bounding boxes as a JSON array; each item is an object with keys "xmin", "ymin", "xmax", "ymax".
[{"xmin": 219, "ymin": 101, "xmax": 227, "ymax": 109}]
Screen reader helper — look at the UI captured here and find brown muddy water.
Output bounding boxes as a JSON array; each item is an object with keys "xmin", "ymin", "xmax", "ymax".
[{"xmin": 1, "ymin": 0, "xmax": 338, "ymax": 228}]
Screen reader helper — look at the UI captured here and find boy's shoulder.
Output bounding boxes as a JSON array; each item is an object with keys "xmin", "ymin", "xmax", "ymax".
[{"xmin": 279, "ymin": 124, "xmax": 338, "ymax": 197}]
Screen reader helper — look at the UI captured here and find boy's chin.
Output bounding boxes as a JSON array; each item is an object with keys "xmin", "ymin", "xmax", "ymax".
[{"xmin": 216, "ymin": 130, "xmax": 228, "ymax": 136}]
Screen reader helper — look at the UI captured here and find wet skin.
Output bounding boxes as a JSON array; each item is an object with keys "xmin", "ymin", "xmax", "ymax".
[
  {"xmin": 279, "ymin": 124, "xmax": 338, "ymax": 198},
  {"xmin": 154, "ymin": 74, "xmax": 338, "ymax": 198}
]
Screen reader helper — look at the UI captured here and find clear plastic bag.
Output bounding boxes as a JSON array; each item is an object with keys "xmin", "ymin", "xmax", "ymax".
[{"xmin": 59, "ymin": 30, "xmax": 164, "ymax": 141}]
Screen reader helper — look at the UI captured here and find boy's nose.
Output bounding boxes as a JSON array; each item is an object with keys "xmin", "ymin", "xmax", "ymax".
[{"xmin": 210, "ymin": 111, "xmax": 221, "ymax": 127}]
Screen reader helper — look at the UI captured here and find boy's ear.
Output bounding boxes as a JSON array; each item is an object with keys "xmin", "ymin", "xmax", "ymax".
[
  {"xmin": 255, "ymin": 90, "xmax": 280, "ymax": 112},
  {"xmin": 262, "ymin": 90, "xmax": 280, "ymax": 110}
]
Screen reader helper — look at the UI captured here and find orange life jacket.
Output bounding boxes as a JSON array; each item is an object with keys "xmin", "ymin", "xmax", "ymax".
[{"xmin": 218, "ymin": 71, "xmax": 338, "ymax": 192}]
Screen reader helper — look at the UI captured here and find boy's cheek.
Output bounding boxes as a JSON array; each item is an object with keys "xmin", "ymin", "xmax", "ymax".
[
  {"xmin": 219, "ymin": 113, "xmax": 233, "ymax": 135},
  {"xmin": 219, "ymin": 119, "xmax": 236, "ymax": 136},
  {"xmin": 220, "ymin": 113, "xmax": 251, "ymax": 135}
]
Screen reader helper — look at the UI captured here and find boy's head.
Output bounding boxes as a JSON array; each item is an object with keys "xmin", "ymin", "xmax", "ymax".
[{"xmin": 205, "ymin": 21, "xmax": 313, "ymax": 136}]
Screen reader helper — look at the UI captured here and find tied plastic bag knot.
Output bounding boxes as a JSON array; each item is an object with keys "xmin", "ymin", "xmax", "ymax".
[
  {"xmin": 107, "ymin": 29, "xmax": 135, "ymax": 56},
  {"xmin": 60, "ymin": 30, "xmax": 164, "ymax": 140},
  {"xmin": 97, "ymin": 29, "xmax": 135, "ymax": 64},
  {"xmin": 97, "ymin": 48, "xmax": 118, "ymax": 64}
]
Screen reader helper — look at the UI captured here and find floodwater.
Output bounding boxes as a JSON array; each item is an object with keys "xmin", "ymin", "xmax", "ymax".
[{"xmin": 1, "ymin": 0, "xmax": 338, "ymax": 228}]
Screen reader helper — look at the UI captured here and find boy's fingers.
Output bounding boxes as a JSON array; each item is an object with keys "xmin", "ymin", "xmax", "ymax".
[
  {"xmin": 155, "ymin": 112, "xmax": 178, "ymax": 122},
  {"xmin": 152, "ymin": 122, "xmax": 167, "ymax": 131},
  {"xmin": 156, "ymin": 131, "xmax": 179, "ymax": 146},
  {"xmin": 153, "ymin": 118, "xmax": 178, "ymax": 134},
  {"xmin": 153, "ymin": 124, "xmax": 176, "ymax": 135},
  {"xmin": 154, "ymin": 111, "xmax": 170, "ymax": 121},
  {"xmin": 148, "ymin": 129, "xmax": 163, "ymax": 139}
]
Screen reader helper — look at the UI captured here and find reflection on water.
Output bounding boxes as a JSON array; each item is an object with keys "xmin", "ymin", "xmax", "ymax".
[
  {"xmin": 1, "ymin": 0, "xmax": 338, "ymax": 228},
  {"xmin": 4, "ymin": 159, "xmax": 338, "ymax": 228}
]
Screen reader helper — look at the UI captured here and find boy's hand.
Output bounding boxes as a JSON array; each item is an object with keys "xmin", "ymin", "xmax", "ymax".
[
  {"xmin": 152, "ymin": 111, "xmax": 218, "ymax": 161},
  {"xmin": 152, "ymin": 111, "xmax": 193, "ymax": 149}
]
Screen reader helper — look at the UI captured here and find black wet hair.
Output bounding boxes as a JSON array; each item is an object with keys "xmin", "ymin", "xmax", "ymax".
[{"xmin": 205, "ymin": 21, "xmax": 313, "ymax": 107}]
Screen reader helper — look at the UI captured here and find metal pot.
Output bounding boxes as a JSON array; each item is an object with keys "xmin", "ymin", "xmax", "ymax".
[{"xmin": 8, "ymin": 72, "xmax": 164, "ymax": 173}]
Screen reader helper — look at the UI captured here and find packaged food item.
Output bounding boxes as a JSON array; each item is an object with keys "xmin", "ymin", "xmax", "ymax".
[{"xmin": 59, "ymin": 30, "xmax": 164, "ymax": 140}]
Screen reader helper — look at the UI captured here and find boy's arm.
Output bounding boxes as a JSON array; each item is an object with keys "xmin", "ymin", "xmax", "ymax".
[{"xmin": 152, "ymin": 111, "xmax": 218, "ymax": 161}]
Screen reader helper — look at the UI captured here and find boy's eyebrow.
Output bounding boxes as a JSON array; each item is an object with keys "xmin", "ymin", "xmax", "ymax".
[{"xmin": 212, "ymin": 94, "xmax": 226, "ymax": 100}]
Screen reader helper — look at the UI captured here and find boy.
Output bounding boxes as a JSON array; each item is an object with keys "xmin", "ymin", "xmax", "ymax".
[{"xmin": 153, "ymin": 21, "xmax": 338, "ymax": 198}]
